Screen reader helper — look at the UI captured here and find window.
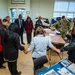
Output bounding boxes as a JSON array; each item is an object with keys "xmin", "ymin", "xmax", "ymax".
[
  {"xmin": 54, "ymin": 1, "xmax": 68, "ymax": 12},
  {"xmin": 10, "ymin": 8, "xmax": 26, "ymax": 22},
  {"xmin": 69, "ymin": 2, "xmax": 75, "ymax": 12},
  {"xmin": 54, "ymin": 1, "xmax": 75, "ymax": 18},
  {"xmin": 74, "ymin": 14, "xmax": 75, "ymax": 17},
  {"xmin": 67, "ymin": 13, "xmax": 74, "ymax": 18}
]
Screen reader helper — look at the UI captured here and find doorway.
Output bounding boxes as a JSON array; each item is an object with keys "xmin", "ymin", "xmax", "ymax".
[{"xmin": 9, "ymin": 8, "xmax": 26, "ymax": 22}]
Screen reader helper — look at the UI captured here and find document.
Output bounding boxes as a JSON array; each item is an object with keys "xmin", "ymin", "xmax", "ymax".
[
  {"xmin": 60, "ymin": 59, "xmax": 72, "ymax": 67},
  {"xmin": 58, "ymin": 67, "xmax": 73, "ymax": 75},
  {"xmin": 44, "ymin": 69, "xmax": 58, "ymax": 75},
  {"xmin": 68, "ymin": 63, "xmax": 75, "ymax": 73}
]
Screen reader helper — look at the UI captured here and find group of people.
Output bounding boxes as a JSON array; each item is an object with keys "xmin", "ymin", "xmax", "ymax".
[
  {"xmin": 51, "ymin": 16, "xmax": 75, "ymax": 42},
  {"xmin": 0, "ymin": 14, "xmax": 75, "ymax": 75},
  {"xmin": 0, "ymin": 14, "xmax": 34, "ymax": 45},
  {"xmin": 0, "ymin": 16, "xmax": 60, "ymax": 75},
  {"xmin": 15, "ymin": 14, "xmax": 34, "ymax": 44}
]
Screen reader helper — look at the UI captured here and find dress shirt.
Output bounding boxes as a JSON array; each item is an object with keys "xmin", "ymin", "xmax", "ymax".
[
  {"xmin": 19, "ymin": 19, "xmax": 22, "ymax": 28},
  {"xmin": 28, "ymin": 34, "xmax": 53, "ymax": 58},
  {"xmin": 41, "ymin": 19, "xmax": 50, "ymax": 26}
]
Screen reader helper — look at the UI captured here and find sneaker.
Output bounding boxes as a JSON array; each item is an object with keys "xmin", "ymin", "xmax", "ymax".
[{"xmin": 0, "ymin": 66, "xmax": 6, "ymax": 69}]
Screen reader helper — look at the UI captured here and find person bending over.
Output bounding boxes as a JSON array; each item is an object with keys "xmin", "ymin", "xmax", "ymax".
[{"xmin": 24, "ymin": 26, "xmax": 60, "ymax": 74}]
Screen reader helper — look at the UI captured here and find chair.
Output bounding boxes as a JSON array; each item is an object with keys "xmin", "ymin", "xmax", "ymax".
[
  {"xmin": 47, "ymin": 44, "xmax": 64, "ymax": 66},
  {"xmin": 51, "ymin": 18, "xmax": 56, "ymax": 24}
]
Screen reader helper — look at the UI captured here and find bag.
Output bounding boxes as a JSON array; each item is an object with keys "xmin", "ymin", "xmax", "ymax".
[{"xmin": 0, "ymin": 35, "xmax": 2, "ymax": 52}]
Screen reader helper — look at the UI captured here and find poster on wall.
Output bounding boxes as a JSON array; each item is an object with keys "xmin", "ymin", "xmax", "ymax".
[{"xmin": 11, "ymin": 0, "xmax": 25, "ymax": 4}]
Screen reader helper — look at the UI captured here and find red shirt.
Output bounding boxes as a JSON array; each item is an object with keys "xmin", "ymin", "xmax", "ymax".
[
  {"xmin": 0, "ymin": 35, "xmax": 2, "ymax": 52},
  {"xmin": 24, "ymin": 20, "xmax": 33, "ymax": 33}
]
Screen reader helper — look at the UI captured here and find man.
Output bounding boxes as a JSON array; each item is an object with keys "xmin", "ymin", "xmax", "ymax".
[
  {"xmin": 15, "ymin": 14, "xmax": 25, "ymax": 45},
  {"xmin": 34, "ymin": 16, "xmax": 50, "ymax": 36},
  {"xmin": 53, "ymin": 16, "xmax": 70, "ymax": 39},
  {"xmin": 5, "ymin": 16, "xmax": 11, "ymax": 28},
  {"xmin": 2, "ymin": 23, "xmax": 26, "ymax": 75},
  {"xmin": 1, "ymin": 19, "xmax": 9, "ymax": 30},
  {"xmin": 60, "ymin": 42, "xmax": 75, "ymax": 63},
  {"xmin": 60, "ymin": 16, "xmax": 70, "ymax": 39},
  {"xmin": 0, "ymin": 19, "xmax": 9, "ymax": 69}
]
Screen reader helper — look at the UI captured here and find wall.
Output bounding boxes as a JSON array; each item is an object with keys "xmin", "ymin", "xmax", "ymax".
[
  {"xmin": 0, "ymin": 0, "xmax": 54, "ymax": 21},
  {"xmin": 0, "ymin": 0, "xmax": 8, "ymax": 19},
  {"xmin": 30, "ymin": 0, "xmax": 55, "ymax": 22},
  {"xmin": 7, "ymin": 0, "xmax": 30, "ymax": 16}
]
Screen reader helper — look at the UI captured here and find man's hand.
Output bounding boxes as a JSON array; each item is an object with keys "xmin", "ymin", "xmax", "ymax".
[{"xmin": 23, "ymin": 50, "xmax": 28, "ymax": 54}]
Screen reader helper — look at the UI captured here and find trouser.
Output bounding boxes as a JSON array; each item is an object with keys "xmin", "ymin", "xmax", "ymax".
[
  {"xmin": 61, "ymin": 31, "xmax": 67, "ymax": 39},
  {"xmin": 33, "ymin": 58, "xmax": 43, "ymax": 75},
  {"xmin": 18, "ymin": 28, "xmax": 24, "ymax": 44},
  {"xmin": 7, "ymin": 60, "xmax": 18, "ymax": 75},
  {"xmin": 33, "ymin": 58, "xmax": 44, "ymax": 70},
  {"xmin": 66, "ymin": 33, "xmax": 72, "ymax": 40},
  {"xmin": 26, "ymin": 33, "xmax": 31, "ymax": 43},
  {"xmin": 0, "ymin": 52, "xmax": 4, "ymax": 67},
  {"xmin": 20, "ymin": 34, "xmax": 23, "ymax": 43}
]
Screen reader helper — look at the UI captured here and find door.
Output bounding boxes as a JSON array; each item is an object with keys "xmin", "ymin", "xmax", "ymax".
[{"xmin": 10, "ymin": 8, "xmax": 26, "ymax": 22}]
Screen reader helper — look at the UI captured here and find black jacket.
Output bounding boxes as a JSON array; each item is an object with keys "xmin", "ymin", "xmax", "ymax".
[
  {"xmin": 61, "ymin": 43, "xmax": 75, "ymax": 63},
  {"xmin": 35, "ymin": 20, "xmax": 43, "ymax": 31},
  {"xmin": 15, "ymin": 19, "xmax": 24, "ymax": 35},
  {"xmin": 3, "ymin": 31, "xmax": 24, "ymax": 61}
]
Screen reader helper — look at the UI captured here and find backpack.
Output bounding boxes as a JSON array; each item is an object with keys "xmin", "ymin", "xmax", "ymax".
[{"xmin": 0, "ymin": 35, "xmax": 2, "ymax": 52}]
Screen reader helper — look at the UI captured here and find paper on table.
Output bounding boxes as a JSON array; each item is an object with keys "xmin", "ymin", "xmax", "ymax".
[
  {"xmin": 68, "ymin": 63, "xmax": 75, "ymax": 73},
  {"xmin": 58, "ymin": 67, "xmax": 73, "ymax": 75},
  {"xmin": 54, "ymin": 31, "xmax": 60, "ymax": 34},
  {"xmin": 44, "ymin": 29, "xmax": 50, "ymax": 30},
  {"xmin": 49, "ymin": 34, "xmax": 55, "ymax": 36},
  {"xmin": 44, "ymin": 69, "xmax": 58, "ymax": 75}
]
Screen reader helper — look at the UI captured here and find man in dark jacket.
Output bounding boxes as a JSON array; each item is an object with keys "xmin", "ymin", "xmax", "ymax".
[
  {"xmin": 15, "ymin": 14, "xmax": 25, "ymax": 45},
  {"xmin": 60, "ymin": 42, "xmax": 75, "ymax": 63},
  {"xmin": 34, "ymin": 16, "xmax": 43, "ymax": 36},
  {"xmin": 0, "ymin": 19, "xmax": 9, "ymax": 69},
  {"xmin": 3, "ymin": 23, "xmax": 26, "ymax": 75}
]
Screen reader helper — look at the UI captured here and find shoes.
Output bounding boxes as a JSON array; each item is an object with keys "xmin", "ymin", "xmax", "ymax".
[
  {"xmin": 11, "ymin": 71, "xmax": 21, "ymax": 75},
  {"xmin": 17, "ymin": 71, "xmax": 21, "ymax": 75},
  {"xmin": 21, "ymin": 42, "xmax": 25, "ymax": 45},
  {"xmin": 0, "ymin": 66, "xmax": 6, "ymax": 69}
]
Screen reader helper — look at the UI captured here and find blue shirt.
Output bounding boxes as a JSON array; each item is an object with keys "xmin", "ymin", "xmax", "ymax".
[
  {"xmin": 28, "ymin": 34, "xmax": 53, "ymax": 58},
  {"xmin": 19, "ymin": 19, "xmax": 22, "ymax": 28}
]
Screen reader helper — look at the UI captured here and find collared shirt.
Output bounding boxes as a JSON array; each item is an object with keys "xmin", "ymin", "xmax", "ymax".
[
  {"xmin": 19, "ymin": 19, "xmax": 22, "ymax": 28},
  {"xmin": 28, "ymin": 34, "xmax": 53, "ymax": 58}
]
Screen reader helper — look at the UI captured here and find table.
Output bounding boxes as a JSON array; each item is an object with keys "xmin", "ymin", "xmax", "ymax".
[
  {"xmin": 44, "ymin": 29, "xmax": 66, "ymax": 65},
  {"xmin": 44, "ymin": 29, "xmax": 65, "ymax": 44},
  {"xmin": 38, "ymin": 58, "xmax": 75, "ymax": 75}
]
